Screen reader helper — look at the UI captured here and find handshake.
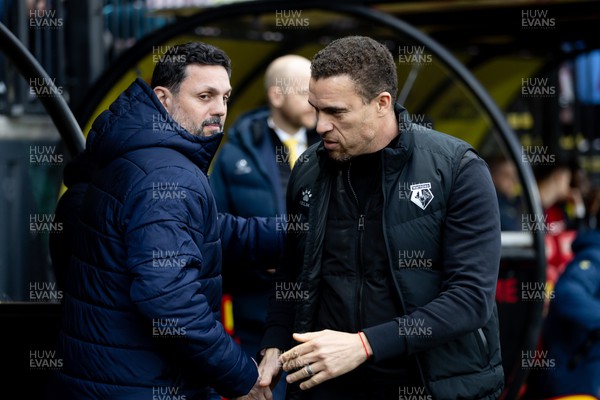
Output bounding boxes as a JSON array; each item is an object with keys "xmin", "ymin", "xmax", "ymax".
[
  {"xmin": 232, "ymin": 330, "xmax": 373, "ymax": 399},
  {"xmin": 232, "ymin": 348, "xmax": 283, "ymax": 400}
]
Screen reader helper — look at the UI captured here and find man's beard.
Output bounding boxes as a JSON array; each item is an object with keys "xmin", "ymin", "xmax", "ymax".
[
  {"xmin": 171, "ymin": 106, "xmax": 222, "ymax": 137},
  {"xmin": 332, "ymin": 153, "xmax": 351, "ymax": 163}
]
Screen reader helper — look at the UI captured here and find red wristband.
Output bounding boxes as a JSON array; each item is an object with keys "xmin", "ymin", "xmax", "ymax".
[{"xmin": 358, "ymin": 331, "xmax": 370, "ymax": 359}]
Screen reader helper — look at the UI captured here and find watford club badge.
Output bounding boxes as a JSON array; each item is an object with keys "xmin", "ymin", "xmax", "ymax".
[{"xmin": 410, "ymin": 183, "xmax": 434, "ymax": 210}]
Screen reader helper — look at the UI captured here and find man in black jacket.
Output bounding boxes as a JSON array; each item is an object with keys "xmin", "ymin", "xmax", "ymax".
[{"xmin": 253, "ymin": 35, "xmax": 504, "ymax": 400}]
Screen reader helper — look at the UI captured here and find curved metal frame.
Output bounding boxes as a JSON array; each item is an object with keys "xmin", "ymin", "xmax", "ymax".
[
  {"xmin": 0, "ymin": 21, "xmax": 84, "ymax": 157},
  {"xmin": 74, "ymin": 2, "xmax": 546, "ymax": 397}
]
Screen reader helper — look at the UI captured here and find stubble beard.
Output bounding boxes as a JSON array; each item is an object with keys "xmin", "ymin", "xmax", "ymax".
[
  {"xmin": 170, "ymin": 105, "xmax": 223, "ymax": 137},
  {"xmin": 171, "ymin": 105, "xmax": 204, "ymax": 137},
  {"xmin": 329, "ymin": 150, "xmax": 351, "ymax": 163}
]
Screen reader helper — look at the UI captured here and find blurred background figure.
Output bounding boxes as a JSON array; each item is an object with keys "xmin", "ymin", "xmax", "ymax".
[
  {"xmin": 569, "ymin": 159, "xmax": 600, "ymax": 230},
  {"xmin": 534, "ymin": 224, "xmax": 600, "ymax": 399},
  {"xmin": 210, "ymin": 54, "xmax": 318, "ymax": 399},
  {"xmin": 489, "ymin": 155, "xmax": 523, "ymax": 231},
  {"xmin": 534, "ymin": 161, "xmax": 580, "ymax": 286},
  {"xmin": 534, "ymin": 161, "xmax": 574, "ymax": 235}
]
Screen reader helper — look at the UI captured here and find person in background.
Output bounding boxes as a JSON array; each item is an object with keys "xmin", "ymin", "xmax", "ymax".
[
  {"xmin": 48, "ymin": 41, "xmax": 281, "ymax": 400},
  {"xmin": 537, "ymin": 223, "xmax": 600, "ymax": 398},
  {"xmin": 254, "ymin": 35, "xmax": 504, "ymax": 400},
  {"xmin": 210, "ymin": 54, "xmax": 318, "ymax": 399},
  {"xmin": 488, "ymin": 155, "xmax": 523, "ymax": 231},
  {"xmin": 534, "ymin": 161, "xmax": 578, "ymax": 235},
  {"xmin": 534, "ymin": 161, "xmax": 581, "ymax": 284},
  {"xmin": 567, "ymin": 159, "xmax": 600, "ymax": 230}
]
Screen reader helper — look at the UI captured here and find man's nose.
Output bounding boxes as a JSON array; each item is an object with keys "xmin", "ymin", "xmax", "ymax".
[
  {"xmin": 211, "ymin": 98, "xmax": 227, "ymax": 116},
  {"xmin": 316, "ymin": 115, "xmax": 332, "ymax": 135}
]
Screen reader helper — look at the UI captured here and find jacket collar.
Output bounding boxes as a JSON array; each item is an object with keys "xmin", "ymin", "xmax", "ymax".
[{"xmin": 383, "ymin": 103, "xmax": 413, "ymax": 170}]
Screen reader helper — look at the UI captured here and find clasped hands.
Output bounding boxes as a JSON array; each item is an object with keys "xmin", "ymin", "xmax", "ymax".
[{"xmin": 236, "ymin": 329, "xmax": 371, "ymax": 399}]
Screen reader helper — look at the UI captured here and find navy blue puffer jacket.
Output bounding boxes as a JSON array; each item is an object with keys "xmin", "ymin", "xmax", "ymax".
[
  {"xmin": 539, "ymin": 229, "xmax": 600, "ymax": 397},
  {"xmin": 49, "ymin": 78, "xmax": 279, "ymax": 399}
]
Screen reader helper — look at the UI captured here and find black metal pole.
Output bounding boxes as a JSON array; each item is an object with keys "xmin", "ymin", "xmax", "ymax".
[{"xmin": 0, "ymin": 21, "xmax": 84, "ymax": 157}]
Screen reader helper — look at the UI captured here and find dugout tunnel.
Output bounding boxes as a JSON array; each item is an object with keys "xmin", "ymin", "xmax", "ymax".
[{"xmin": 0, "ymin": 1, "xmax": 558, "ymax": 398}]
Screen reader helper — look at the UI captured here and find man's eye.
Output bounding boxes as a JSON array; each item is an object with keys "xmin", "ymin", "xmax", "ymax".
[{"xmin": 199, "ymin": 94, "xmax": 210, "ymax": 100}]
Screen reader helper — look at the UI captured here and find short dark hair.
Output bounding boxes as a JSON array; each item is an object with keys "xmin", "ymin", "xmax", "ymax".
[
  {"xmin": 151, "ymin": 41, "xmax": 231, "ymax": 94},
  {"xmin": 533, "ymin": 160, "xmax": 571, "ymax": 183},
  {"xmin": 310, "ymin": 36, "xmax": 398, "ymax": 103}
]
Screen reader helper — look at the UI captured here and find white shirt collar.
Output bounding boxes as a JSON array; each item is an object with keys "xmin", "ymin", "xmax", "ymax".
[{"xmin": 267, "ymin": 117, "xmax": 307, "ymax": 150}]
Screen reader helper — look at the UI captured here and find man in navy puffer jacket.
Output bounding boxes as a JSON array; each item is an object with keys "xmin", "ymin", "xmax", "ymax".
[
  {"xmin": 536, "ymin": 227, "xmax": 600, "ymax": 398},
  {"xmin": 48, "ymin": 42, "xmax": 282, "ymax": 400}
]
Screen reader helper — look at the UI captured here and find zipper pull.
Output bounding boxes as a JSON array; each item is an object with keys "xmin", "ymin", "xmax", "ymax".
[{"xmin": 358, "ymin": 214, "xmax": 365, "ymax": 231}]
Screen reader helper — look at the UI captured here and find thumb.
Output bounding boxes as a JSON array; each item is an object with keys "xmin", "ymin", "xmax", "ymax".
[
  {"xmin": 259, "ymin": 372, "xmax": 272, "ymax": 387},
  {"xmin": 258, "ymin": 359, "xmax": 277, "ymax": 387},
  {"xmin": 292, "ymin": 331, "xmax": 319, "ymax": 342}
]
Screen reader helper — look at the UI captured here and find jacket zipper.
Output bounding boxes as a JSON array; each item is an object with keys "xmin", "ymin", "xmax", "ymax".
[{"xmin": 347, "ymin": 162, "xmax": 365, "ymax": 331}]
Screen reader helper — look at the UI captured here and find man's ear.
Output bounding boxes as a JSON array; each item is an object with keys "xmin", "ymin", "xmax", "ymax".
[
  {"xmin": 153, "ymin": 86, "xmax": 173, "ymax": 113},
  {"xmin": 375, "ymin": 91, "xmax": 393, "ymax": 115},
  {"xmin": 267, "ymin": 85, "xmax": 285, "ymax": 108}
]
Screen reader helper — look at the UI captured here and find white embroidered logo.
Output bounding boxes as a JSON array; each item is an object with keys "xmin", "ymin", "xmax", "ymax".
[
  {"xmin": 300, "ymin": 189, "xmax": 312, "ymax": 207},
  {"xmin": 410, "ymin": 183, "xmax": 434, "ymax": 210},
  {"xmin": 234, "ymin": 159, "xmax": 251, "ymax": 175}
]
